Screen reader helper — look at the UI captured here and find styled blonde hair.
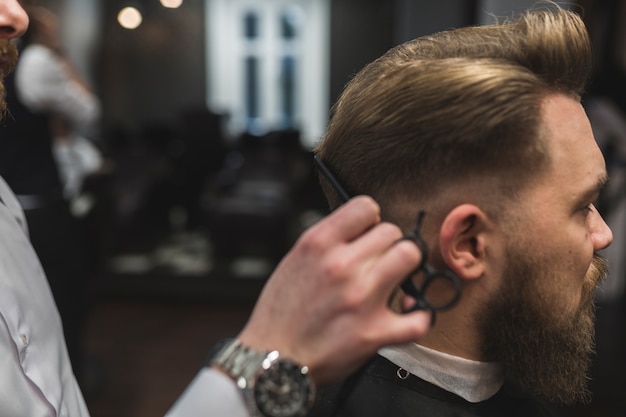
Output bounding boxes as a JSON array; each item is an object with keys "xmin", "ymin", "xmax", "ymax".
[{"xmin": 316, "ymin": 5, "xmax": 592, "ymax": 225}]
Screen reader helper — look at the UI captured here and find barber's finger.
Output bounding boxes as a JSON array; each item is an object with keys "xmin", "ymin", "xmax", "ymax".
[
  {"xmin": 400, "ymin": 294, "xmax": 418, "ymax": 312},
  {"xmin": 377, "ymin": 309, "xmax": 432, "ymax": 346},
  {"xmin": 317, "ymin": 196, "xmax": 381, "ymax": 243},
  {"xmin": 369, "ymin": 239, "xmax": 422, "ymax": 293},
  {"xmin": 343, "ymin": 221, "xmax": 405, "ymax": 262}
]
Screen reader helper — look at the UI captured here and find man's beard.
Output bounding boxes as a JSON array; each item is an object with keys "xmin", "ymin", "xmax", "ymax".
[
  {"xmin": 0, "ymin": 39, "xmax": 19, "ymax": 119},
  {"xmin": 478, "ymin": 251, "xmax": 608, "ymax": 406}
]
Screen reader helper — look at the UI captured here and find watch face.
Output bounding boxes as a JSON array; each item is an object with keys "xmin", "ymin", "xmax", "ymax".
[{"xmin": 255, "ymin": 360, "xmax": 313, "ymax": 417}]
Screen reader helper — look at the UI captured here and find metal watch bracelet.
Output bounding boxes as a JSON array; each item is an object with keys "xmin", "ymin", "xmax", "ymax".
[{"xmin": 210, "ymin": 339, "xmax": 315, "ymax": 417}]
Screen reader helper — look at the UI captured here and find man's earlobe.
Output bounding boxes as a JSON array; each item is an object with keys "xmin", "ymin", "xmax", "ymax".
[{"xmin": 439, "ymin": 204, "xmax": 488, "ymax": 281}]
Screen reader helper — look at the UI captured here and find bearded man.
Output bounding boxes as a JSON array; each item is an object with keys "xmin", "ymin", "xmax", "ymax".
[{"xmin": 310, "ymin": 5, "xmax": 612, "ymax": 417}]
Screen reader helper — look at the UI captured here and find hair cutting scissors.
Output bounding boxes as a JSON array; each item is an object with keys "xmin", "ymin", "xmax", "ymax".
[{"xmin": 313, "ymin": 155, "xmax": 462, "ymax": 325}]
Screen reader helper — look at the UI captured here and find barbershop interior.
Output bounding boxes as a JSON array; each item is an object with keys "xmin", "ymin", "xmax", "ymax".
[{"xmin": 5, "ymin": 0, "xmax": 626, "ymax": 416}]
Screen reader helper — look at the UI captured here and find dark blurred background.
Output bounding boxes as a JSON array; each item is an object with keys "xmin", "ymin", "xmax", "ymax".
[{"xmin": 9, "ymin": 1, "xmax": 626, "ymax": 416}]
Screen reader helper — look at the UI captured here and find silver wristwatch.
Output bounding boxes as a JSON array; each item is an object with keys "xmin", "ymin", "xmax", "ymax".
[{"xmin": 211, "ymin": 339, "xmax": 316, "ymax": 417}]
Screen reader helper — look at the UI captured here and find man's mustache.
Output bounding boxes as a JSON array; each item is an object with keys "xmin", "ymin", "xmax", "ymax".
[
  {"xmin": 0, "ymin": 39, "xmax": 19, "ymax": 78},
  {"xmin": 589, "ymin": 255, "xmax": 608, "ymax": 288},
  {"xmin": 578, "ymin": 255, "xmax": 609, "ymax": 312}
]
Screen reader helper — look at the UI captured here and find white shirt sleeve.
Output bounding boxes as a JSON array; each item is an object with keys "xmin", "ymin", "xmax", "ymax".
[
  {"xmin": 165, "ymin": 368, "xmax": 250, "ymax": 417},
  {"xmin": 15, "ymin": 44, "xmax": 101, "ymax": 131},
  {"xmin": 0, "ymin": 177, "xmax": 91, "ymax": 417}
]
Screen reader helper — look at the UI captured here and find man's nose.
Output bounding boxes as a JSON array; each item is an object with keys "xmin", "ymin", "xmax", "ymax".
[
  {"xmin": 0, "ymin": 0, "xmax": 29, "ymax": 40},
  {"xmin": 591, "ymin": 205, "xmax": 613, "ymax": 251}
]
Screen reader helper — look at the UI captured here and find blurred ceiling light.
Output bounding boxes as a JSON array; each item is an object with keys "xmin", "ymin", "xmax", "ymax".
[
  {"xmin": 160, "ymin": 0, "xmax": 183, "ymax": 8},
  {"xmin": 118, "ymin": 6, "xmax": 143, "ymax": 29}
]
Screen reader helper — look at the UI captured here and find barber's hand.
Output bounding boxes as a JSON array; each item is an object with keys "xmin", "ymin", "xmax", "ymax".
[{"xmin": 237, "ymin": 196, "xmax": 431, "ymax": 384}]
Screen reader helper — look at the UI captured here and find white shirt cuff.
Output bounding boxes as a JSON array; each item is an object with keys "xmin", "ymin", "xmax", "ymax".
[{"xmin": 165, "ymin": 368, "xmax": 249, "ymax": 417}]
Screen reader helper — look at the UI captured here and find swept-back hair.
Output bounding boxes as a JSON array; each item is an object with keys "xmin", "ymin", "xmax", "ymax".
[{"xmin": 315, "ymin": 5, "xmax": 592, "ymax": 226}]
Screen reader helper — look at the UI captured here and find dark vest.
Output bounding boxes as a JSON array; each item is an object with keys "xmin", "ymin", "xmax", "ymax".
[{"xmin": 0, "ymin": 66, "xmax": 63, "ymax": 197}]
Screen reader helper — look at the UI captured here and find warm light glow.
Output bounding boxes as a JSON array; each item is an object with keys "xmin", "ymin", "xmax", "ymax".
[
  {"xmin": 160, "ymin": 0, "xmax": 183, "ymax": 8},
  {"xmin": 118, "ymin": 7, "xmax": 143, "ymax": 29}
]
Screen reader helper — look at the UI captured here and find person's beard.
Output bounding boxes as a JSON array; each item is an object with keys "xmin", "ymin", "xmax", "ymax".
[
  {"xmin": 0, "ymin": 38, "xmax": 19, "ymax": 119},
  {"xmin": 477, "ymin": 250, "xmax": 608, "ymax": 406}
]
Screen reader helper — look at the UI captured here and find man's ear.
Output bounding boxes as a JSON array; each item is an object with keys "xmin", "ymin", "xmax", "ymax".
[{"xmin": 438, "ymin": 204, "xmax": 490, "ymax": 281}]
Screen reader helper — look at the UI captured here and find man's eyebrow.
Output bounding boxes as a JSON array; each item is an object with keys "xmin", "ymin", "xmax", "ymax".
[
  {"xmin": 586, "ymin": 174, "xmax": 610, "ymax": 201},
  {"xmin": 597, "ymin": 174, "xmax": 610, "ymax": 192}
]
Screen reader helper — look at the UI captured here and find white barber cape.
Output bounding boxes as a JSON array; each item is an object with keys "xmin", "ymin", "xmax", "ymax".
[{"xmin": 0, "ymin": 177, "xmax": 89, "ymax": 416}]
